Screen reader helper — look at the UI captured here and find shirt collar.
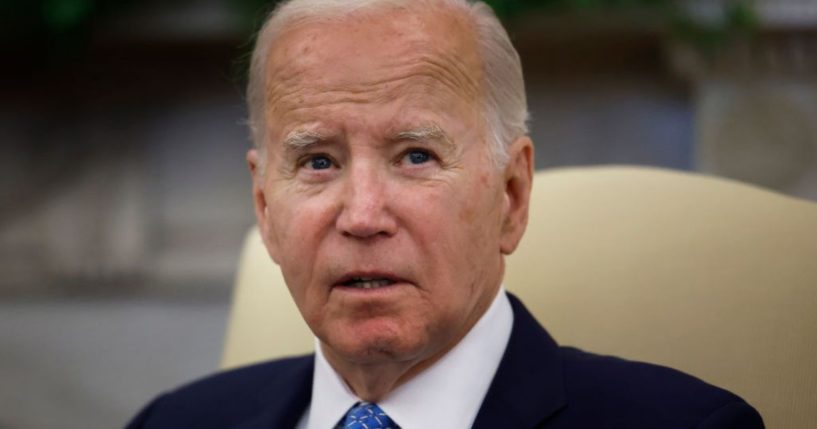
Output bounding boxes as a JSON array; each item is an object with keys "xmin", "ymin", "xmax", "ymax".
[{"xmin": 303, "ymin": 287, "xmax": 513, "ymax": 429}]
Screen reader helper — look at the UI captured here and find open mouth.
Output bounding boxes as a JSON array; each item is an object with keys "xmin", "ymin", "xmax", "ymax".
[{"xmin": 340, "ymin": 277, "xmax": 396, "ymax": 289}]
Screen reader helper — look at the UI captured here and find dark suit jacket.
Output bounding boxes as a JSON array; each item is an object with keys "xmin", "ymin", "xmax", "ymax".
[{"xmin": 127, "ymin": 295, "xmax": 764, "ymax": 428}]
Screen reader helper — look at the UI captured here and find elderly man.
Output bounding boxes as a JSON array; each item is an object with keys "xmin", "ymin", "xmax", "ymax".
[{"xmin": 128, "ymin": 0, "xmax": 763, "ymax": 428}]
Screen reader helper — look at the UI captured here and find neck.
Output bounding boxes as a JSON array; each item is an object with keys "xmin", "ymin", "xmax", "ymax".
[{"xmin": 320, "ymin": 351, "xmax": 437, "ymax": 402}]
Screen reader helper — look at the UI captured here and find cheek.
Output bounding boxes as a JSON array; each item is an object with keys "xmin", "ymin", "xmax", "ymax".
[
  {"xmin": 411, "ymin": 175, "xmax": 501, "ymax": 279},
  {"xmin": 456, "ymin": 172, "xmax": 502, "ymax": 234},
  {"xmin": 449, "ymin": 172, "xmax": 505, "ymax": 285},
  {"xmin": 266, "ymin": 192, "xmax": 332, "ymax": 281}
]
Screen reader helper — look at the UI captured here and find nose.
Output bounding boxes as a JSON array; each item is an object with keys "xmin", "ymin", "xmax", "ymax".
[{"xmin": 335, "ymin": 162, "xmax": 398, "ymax": 239}]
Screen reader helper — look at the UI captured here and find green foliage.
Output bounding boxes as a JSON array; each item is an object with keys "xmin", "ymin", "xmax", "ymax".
[
  {"xmin": 670, "ymin": 1, "xmax": 757, "ymax": 55},
  {"xmin": 485, "ymin": 0, "xmax": 668, "ymax": 15},
  {"xmin": 42, "ymin": 0, "xmax": 95, "ymax": 32},
  {"xmin": 2, "ymin": 0, "xmax": 140, "ymax": 63},
  {"xmin": 2, "ymin": 0, "xmax": 756, "ymax": 61},
  {"xmin": 484, "ymin": 0, "xmax": 757, "ymax": 50}
]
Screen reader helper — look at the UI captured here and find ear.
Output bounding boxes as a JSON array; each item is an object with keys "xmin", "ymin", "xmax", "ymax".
[
  {"xmin": 499, "ymin": 136, "xmax": 534, "ymax": 255},
  {"xmin": 247, "ymin": 149, "xmax": 281, "ymax": 264}
]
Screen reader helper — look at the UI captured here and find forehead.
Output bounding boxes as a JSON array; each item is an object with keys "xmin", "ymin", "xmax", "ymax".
[{"xmin": 262, "ymin": 6, "xmax": 484, "ymax": 131}]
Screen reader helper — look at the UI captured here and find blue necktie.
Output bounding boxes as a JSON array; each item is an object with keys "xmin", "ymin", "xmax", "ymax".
[{"xmin": 338, "ymin": 402, "xmax": 400, "ymax": 429}]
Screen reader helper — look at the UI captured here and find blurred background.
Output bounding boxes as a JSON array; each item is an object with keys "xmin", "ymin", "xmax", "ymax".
[{"xmin": 1, "ymin": 0, "xmax": 816, "ymax": 427}]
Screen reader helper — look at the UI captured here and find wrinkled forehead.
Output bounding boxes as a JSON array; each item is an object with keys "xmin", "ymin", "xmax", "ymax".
[{"xmin": 262, "ymin": 5, "xmax": 485, "ymax": 114}]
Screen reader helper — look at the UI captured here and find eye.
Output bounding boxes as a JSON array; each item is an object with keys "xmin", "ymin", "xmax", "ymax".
[
  {"xmin": 404, "ymin": 149, "xmax": 432, "ymax": 165},
  {"xmin": 304, "ymin": 154, "xmax": 334, "ymax": 170}
]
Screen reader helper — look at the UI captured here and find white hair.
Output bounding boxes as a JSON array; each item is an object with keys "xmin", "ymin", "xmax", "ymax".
[{"xmin": 246, "ymin": 0, "xmax": 528, "ymax": 167}]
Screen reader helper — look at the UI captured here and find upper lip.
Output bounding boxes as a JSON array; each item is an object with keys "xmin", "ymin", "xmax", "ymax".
[{"xmin": 333, "ymin": 271, "xmax": 408, "ymax": 286}]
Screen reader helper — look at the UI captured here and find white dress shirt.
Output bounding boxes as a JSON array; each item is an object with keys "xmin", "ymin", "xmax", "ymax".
[{"xmin": 296, "ymin": 287, "xmax": 513, "ymax": 429}]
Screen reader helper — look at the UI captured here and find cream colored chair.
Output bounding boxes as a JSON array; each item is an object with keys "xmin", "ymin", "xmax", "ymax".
[{"xmin": 222, "ymin": 166, "xmax": 817, "ymax": 429}]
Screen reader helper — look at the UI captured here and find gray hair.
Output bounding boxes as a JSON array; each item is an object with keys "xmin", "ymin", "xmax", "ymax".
[{"xmin": 246, "ymin": 0, "xmax": 528, "ymax": 167}]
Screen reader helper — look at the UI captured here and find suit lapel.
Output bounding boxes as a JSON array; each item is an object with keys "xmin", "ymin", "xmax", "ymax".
[
  {"xmin": 472, "ymin": 294, "xmax": 567, "ymax": 429},
  {"xmin": 234, "ymin": 355, "xmax": 314, "ymax": 429}
]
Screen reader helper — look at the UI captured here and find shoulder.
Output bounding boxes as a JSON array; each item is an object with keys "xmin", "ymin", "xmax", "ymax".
[
  {"xmin": 126, "ymin": 355, "xmax": 313, "ymax": 429},
  {"xmin": 555, "ymin": 347, "xmax": 764, "ymax": 428}
]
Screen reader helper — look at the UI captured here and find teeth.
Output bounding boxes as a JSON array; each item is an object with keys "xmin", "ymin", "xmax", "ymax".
[{"xmin": 347, "ymin": 278, "xmax": 393, "ymax": 289}]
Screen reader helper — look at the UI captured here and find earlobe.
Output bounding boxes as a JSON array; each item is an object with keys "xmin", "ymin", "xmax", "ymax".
[
  {"xmin": 247, "ymin": 149, "xmax": 266, "ymax": 223},
  {"xmin": 499, "ymin": 136, "xmax": 534, "ymax": 255},
  {"xmin": 247, "ymin": 149, "xmax": 280, "ymax": 264}
]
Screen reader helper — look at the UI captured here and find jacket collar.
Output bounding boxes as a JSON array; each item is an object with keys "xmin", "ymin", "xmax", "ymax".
[
  {"xmin": 235, "ymin": 355, "xmax": 314, "ymax": 429},
  {"xmin": 472, "ymin": 293, "xmax": 567, "ymax": 428}
]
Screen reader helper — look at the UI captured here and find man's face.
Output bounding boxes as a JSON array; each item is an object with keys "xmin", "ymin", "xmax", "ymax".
[{"xmin": 249, "ymin": 7, "xmax": 531, "ymax": 370}]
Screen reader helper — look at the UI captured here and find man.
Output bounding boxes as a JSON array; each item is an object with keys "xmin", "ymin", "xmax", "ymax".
[{"xmin": 128, "ymin": 0, "xmax": 764, "ymax": 427}]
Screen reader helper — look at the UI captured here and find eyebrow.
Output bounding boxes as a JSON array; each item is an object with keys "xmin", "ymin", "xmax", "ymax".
[
  {"xmin": 282, "ymin": 129, "xmax": 325, "ymax": 150},
  {"xmin": 390, "ymin": 124, "xmax": 454, "ymax": 148},
  {"xmin": 281, "ymin": 124, "xmax": 455, "ymax": 150}
]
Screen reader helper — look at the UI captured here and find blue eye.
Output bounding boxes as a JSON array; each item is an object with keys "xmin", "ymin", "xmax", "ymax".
[
  {"xmin": 406, "ymin": 150, "xmax": 431, "ymax": 165},
  {"xmin": 308, "ymin": 155, "xmax": 333, "ymax": 170}
]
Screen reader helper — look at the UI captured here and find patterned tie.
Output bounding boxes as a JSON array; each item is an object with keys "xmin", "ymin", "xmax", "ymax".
[{"xmin": 338, "ymin": 402, "xmax": 400, "ymax": 429}]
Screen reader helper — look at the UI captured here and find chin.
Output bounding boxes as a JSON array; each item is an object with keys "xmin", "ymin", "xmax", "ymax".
[{"xmin": 325, "ymin": 324, "xmax": 428, "ymax": 365}]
